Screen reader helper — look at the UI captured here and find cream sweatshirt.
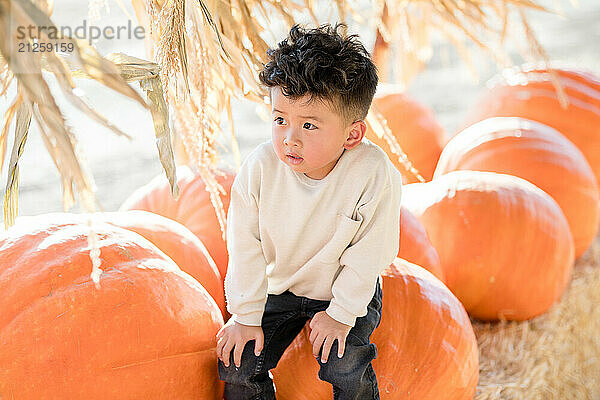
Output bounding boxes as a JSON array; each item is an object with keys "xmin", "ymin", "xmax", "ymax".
[{"xmin": 224, "ymin": 139, "xmax": 403, "ymax": 327}]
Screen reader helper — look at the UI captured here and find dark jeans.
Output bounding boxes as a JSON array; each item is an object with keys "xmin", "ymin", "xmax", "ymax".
[{"xmin": 218, "ymin": 279, "xmax": 383, "ymax": 400}]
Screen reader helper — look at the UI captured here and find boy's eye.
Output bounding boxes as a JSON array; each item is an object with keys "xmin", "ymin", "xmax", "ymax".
[
  {"xmin": 274, "ymin": 117, "xmax": 285, "ymax": 124},
  {"xmin": 303, "ymin": 122, "xmax": 317, "ymax": 130}
]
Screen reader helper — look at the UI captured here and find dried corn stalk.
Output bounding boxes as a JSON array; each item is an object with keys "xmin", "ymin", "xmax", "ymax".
[
  {"xmin": 0, "ymin": 0, "xmax": 179, "ymax": 231},
  {"xmin": 372, "ymin": 0, "xmax": 554, "ymax": 84}
]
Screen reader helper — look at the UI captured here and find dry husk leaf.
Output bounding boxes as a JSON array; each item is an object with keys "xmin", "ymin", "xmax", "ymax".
[{"xmin": 0, "ymin": 0, "xmax": 178, "ymax": 229}]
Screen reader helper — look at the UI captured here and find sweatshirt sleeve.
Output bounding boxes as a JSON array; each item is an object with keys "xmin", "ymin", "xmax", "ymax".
[
  {"xmin": 325, "ymin": 177, "xmax": 402, "ymax": 327},
  {"xmin": 224, "ymin": 176, "xmax": 269, "ymax": 326}
]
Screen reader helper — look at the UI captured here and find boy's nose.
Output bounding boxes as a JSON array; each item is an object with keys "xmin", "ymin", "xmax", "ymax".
[{"xmin": 283, "ymin": 131, "xmax": 301, "ymax": 147}]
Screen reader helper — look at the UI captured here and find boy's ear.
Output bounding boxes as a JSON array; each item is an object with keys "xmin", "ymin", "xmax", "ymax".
[{"xmin": 344, "ymin": 120, "xmax": 367, "ymax": 150}]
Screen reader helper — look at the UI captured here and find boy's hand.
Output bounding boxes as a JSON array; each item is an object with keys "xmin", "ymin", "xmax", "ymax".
[
  {"xmin": 308, "ymin": 311, "xmax": 352, "ymax": 363},
  {"xmin": 216, "ymin": 318, "xmax": 264, "ymax": 368}
]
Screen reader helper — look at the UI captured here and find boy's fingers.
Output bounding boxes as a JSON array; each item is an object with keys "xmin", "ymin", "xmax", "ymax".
[
  {"xmin": 216, "ymin": 336, "xmax": 226, "ymax": 360},
  {"xmin": 321, "ymin": 336, "xmax": 333, "ymax": 364},
  {"xmin": 309, "ymin": 325, "xmax": 318, "ymax": 344},
  {"xmin": 312, "ymin": 333, "xmax": 325, "ymax": 358},
  {"xmin": 233, "ymin": 341, "xmax": 245, "ymax": 368},
  {"xmin": 221, "ymin": 341, "xmax": 234, "ymax": 367},
  {"xmin": 254, "ymin": 333, "xmax": 264, "ymax": 356},
  {"xmin": 337, "ymin": 336, "xmax": 345, "ymax": 358}
]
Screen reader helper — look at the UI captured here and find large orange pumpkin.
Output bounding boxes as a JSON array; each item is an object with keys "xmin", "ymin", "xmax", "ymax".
[
  {"xmin": 367, "ymin": 92, "xmax": 445, "ymax": 183},
  {"xmin": 99, "ymin": 210, "xmax": 226, "ymax": 318},
  {"xmin": 399, "ymin": 207, "xmax": 444, "ymax": 281},
  {"xmin": 435, "ymin": 117, "xmax": 600, "ymax": 258},
  {"xmin": 402, "ymin": 171, "xmax": 575, "ymax": 321},
  {"xmin": 120, "ymin": 166, "xmax": 235, "ymax": 285},
  {"xmin": 0, "ymin": 213, "xmax": 224, "ymax": 399},
  {"xmin": 462, "ymin": 66, "xmax": 600, "ymax": 184},
  {"xmin": 272, "ymin": 259, "xmax": 479, "ymax": 399}
]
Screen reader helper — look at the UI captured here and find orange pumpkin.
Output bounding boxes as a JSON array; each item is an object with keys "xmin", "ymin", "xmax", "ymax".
[
  {"xmin": 120, "ymin": 166, "xmax": 235, "ymax": 285},
  {"xmin": 0, "ymin": 213, "xmax": 223, "ymax": 399},
  {"xmin": 462, "ymin": 66, "xmax": 600, "ymax": 184},
  {"xmin": 367, "ymin": 92, "xmax": 445, "ymax": 183},
  {"xmin": 402, "ymin": 171, "xmax": 575, "ymax": 321},
  {"xmin": 272, "ymin": 259, "xmax": 479, "ymax": 399},
  {"xmin": 100, "ymin": 210, "xmax": 227, "ymax": 318},
  {"xmin": 399, "ymin": 207, "xmax": 444, "ymax": 281},
  {"xmin": 435, "ymin": 117, "xmax": 600, "ymax": 258}
]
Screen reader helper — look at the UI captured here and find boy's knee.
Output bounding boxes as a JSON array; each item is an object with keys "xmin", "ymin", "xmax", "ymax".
[
  {"xmin": 218, "ymin": 358, "xmax": 252, "ymax": 385},
  {"xmin": 219, "ymin": 357, "xmax": 276, "ymax": 398},
  {"xmin": 317, "ymin": 339, "xmax": 377, "ymax": 384},
  {"xmin": 218, "ymin": 342, "xmax": 262, "ymax": 384},
  {"xmin": 219, "ymin": 359, "xmax": 275, "ymax": 399}
]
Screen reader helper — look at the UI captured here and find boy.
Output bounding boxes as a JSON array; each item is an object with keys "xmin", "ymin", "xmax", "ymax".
[{"xmin": 216, "ymin": 23, "xmax": 402, "ymax": 399}]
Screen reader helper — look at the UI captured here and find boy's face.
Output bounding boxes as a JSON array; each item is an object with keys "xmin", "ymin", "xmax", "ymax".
[{"xmin": 270, "ymin": 87, "xmax": 366, "ymax": 180}]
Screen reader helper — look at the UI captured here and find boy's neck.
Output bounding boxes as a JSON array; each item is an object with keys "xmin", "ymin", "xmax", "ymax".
[{"xmin": 303, "ymin": 148, "xmax": 346, "ymax": 180}]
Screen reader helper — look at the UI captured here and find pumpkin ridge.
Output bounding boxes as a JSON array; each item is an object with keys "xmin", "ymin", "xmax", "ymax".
[
  {"xmin": 516, "ymin": 71, "xmax": 600, "ymax": 100},
  {"xmin": 522, "ymin": 68, "xmax": 600, "ymax": 88},
  {"xmin": 504, "ymin": 87, "xmax": 600, "ymax": 115},
  {"xmin": 1, "ymin": 263, "xmax": 221, "ymax": 349},
  {"xmin": 109, "ymin": 348, "xmax": 216, "ymax": 371},
  {"xmin": 0, "ymin": 260, "xmax": 167, "ymax": 336},
  {"xmin": 508, "ymin": 75, "xmax": 600, "ymax": 103}
]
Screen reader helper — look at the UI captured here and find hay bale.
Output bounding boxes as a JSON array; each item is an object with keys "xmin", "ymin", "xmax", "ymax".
[{"xmin": 475, "ymin": 236, "xmax": 600, "ymax": 399}]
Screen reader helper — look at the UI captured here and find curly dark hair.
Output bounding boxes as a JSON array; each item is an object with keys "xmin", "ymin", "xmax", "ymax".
[{"xmin": 259, "ymin": 23, "xmax": 378, "ymax": 125}]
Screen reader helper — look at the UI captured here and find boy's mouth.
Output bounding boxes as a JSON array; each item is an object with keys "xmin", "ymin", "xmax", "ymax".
[{"xmin": 286, "ymin": 153, "xmax": 303, "ymax": 165}]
